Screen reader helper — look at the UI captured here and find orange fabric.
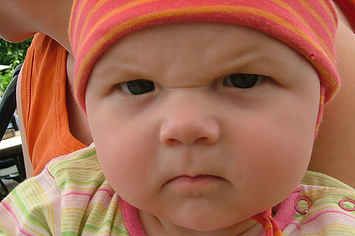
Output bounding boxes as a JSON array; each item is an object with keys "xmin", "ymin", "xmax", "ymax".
[{"xmin": 20, "ymin": 33, "xmax": 85, "ymax": 175}]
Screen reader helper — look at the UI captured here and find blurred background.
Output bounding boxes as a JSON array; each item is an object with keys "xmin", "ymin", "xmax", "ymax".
[{"xmin": 0, "ymin": 39, "xmax": 31, "ymax": 96}]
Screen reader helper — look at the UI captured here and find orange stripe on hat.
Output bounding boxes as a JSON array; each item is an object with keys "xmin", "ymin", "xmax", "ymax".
[{"xmin": 69, "ymin": 0, "xmax": 341, "ymax": 112}]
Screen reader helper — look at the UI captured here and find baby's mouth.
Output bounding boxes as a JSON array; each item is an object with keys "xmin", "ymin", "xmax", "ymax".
[
  {"xmin": 163, "ymin": 174, "xmax": 227, "ymax": 195},
  {"xmin": 167, "ymin": 174, "xmax": 225, "ymax": 184}
]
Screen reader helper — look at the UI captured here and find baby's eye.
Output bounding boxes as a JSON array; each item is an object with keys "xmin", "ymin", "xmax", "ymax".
[
  {"xmin": 222, "ymin": 73, "xmax": 267, "ymax": 89},
  {"xmin": 120, "ymin": 79, "xmax": 155, "ymax": 95}
]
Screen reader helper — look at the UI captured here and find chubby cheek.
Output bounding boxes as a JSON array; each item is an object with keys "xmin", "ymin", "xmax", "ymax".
[
  {"xmin": 86, "ymin": 105, "xmax": 159, "ymax": 205},
  {"xmin": 227, "ymin": 105, "xmax": 317, "ymax": 208}
]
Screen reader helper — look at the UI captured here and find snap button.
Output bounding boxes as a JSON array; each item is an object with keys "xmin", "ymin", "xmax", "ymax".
[
  {"xmin": 295, "ymin": 196, "xmax": 312, "ymax": 215},
  {"xmin": 338, "ymin": 199, "xmax": 355, "ymax": 212}
]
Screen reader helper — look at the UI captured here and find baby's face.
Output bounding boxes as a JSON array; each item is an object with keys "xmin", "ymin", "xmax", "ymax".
[{"xmin": 86, "ymin": 23, "xmax": 320, "ymax": 231}]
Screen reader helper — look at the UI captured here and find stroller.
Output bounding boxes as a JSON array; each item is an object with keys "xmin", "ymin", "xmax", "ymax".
[{"xmin": 0, "ymin": 65, "xmax": 26, "ymax": 200}]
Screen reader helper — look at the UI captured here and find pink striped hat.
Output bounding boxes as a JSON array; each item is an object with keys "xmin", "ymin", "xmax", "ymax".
[{"xmin": 69, "ymin": 0, "xmax": 341, "ymax": 112}]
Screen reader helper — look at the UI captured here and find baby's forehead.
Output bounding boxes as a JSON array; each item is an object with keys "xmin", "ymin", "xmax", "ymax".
[
  {"xmin": 91, "ymin": 23, "xmax": 315, "ymax": 88},
  {"xmin": 95, "ymin": 23, "xmax": 306, "ymax": 69}
]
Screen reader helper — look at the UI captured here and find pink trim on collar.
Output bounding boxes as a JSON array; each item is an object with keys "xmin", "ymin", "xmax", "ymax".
[
  {"xmin": 273, "ymin": 186, "xmax": 303, "ymax": 230},
  {"xmin": 119, "ymin": 199, "xmax": 147, "ymax": 236}
]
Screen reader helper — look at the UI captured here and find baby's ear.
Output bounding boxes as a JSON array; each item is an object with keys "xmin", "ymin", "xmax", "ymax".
[{"xmin": 333, "ymin": 0, "xmax": 355, "ymax": 32}]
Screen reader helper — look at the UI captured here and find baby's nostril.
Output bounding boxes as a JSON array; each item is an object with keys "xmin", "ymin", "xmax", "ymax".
[
  {"xmin": 166, "ymin": 138, "xmax": 180, "ymax": 146},
  {"xmin": 196, "ymin": 136, "xmax": 209, "ymax": 143}
]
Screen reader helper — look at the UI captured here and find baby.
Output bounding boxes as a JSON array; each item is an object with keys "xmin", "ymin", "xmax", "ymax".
[{"xmin": 1, "ymin": 1, "xmax": 354, "ymax": 235}]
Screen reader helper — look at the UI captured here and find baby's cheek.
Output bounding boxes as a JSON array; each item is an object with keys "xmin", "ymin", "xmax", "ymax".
[
  {"xmin": 94, "ymin": 127, "xmax": 158, "ymax": 201},
  {"xmin": 229, "ymin": 117, "xmax": 312, "ymax": 204}
]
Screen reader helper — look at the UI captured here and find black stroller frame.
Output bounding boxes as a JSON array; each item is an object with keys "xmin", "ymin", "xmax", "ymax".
[{"xmin": 0, "ymin": 65, "xmax": 26, "ymax": 200}]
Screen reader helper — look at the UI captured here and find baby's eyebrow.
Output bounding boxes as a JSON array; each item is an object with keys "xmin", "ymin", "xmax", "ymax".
[
  {"xmin": 222, "ymin": 52, "xmax": 314, "ymax": 85},
  {"xmin": 218, "ymin": 52, "xmax": 286, "ymax": 72},
  {"xmin": 92, "ymin": 60, "xmax": 151, "ymax": 83}
]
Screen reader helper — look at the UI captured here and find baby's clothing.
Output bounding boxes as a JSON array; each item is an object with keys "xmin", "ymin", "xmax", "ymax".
[{"xmin": 0, "ymin": 145, "xmax": 354, "ymax": 235}]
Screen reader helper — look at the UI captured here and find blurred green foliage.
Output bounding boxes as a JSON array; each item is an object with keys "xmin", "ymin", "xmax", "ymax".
[{"xmin": 0, "ymin": 39, "xmax": 31, "ymax": 95}]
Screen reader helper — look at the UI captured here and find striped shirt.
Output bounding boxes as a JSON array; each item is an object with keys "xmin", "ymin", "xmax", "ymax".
[{"xmin": 0, "ymin": 145, "xmax": 354, "ymax": 235}]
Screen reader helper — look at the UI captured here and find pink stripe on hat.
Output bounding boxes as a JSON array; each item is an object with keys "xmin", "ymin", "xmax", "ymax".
[{"xmin": 69, "ymin": 0, "xmax": 341, "ymax": 111}]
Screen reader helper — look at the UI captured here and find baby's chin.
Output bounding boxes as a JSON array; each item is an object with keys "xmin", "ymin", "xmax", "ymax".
[
  {"xmin": 153, "ymin": 205, "xmax": 260, "ymax": 234},
  {"xmin": 173, "ymin": 216, "xmax": 251, "ymax": 233}
]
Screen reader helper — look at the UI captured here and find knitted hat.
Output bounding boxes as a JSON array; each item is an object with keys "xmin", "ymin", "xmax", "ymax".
[{"xmin": 69, "ymin": 0, "xmax": 341, "ymax": 112}]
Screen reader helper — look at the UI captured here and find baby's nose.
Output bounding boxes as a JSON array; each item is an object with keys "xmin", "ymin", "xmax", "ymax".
[{"xmin": 159, "ymin": 116, "xmax": 220, "ymax": 146}]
